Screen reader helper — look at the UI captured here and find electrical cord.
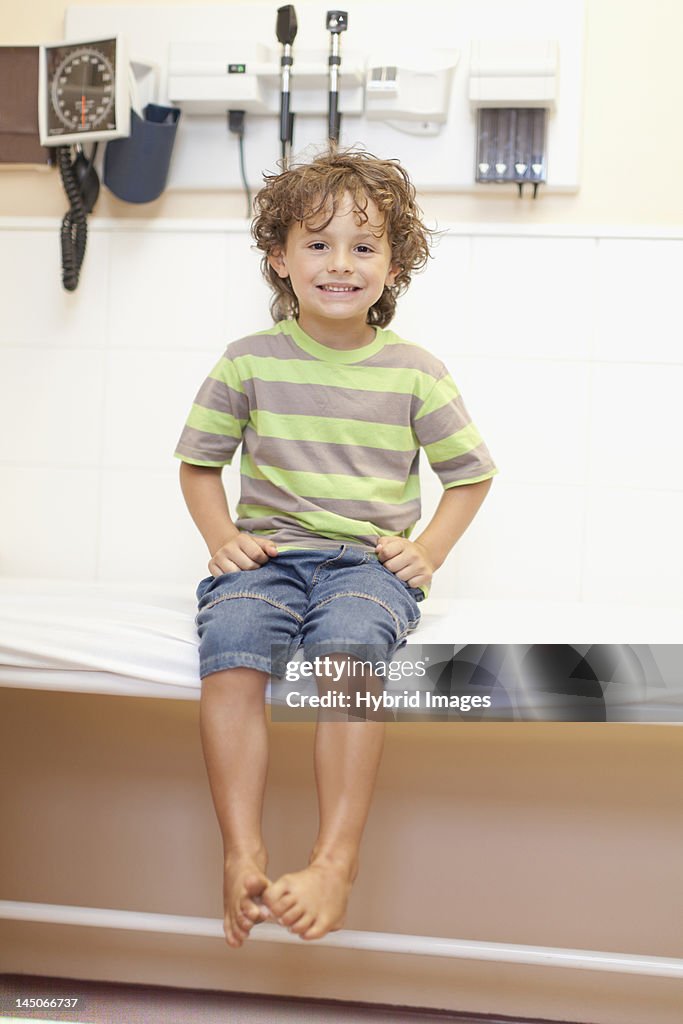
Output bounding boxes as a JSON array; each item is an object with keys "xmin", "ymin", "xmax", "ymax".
[
  {"xmin": 228, "ymin": 111, "xmax": 251, "ymax": 217},
  {"xmin": 238, "ymin": 133, "xmax": 252, "ymax": 216}
]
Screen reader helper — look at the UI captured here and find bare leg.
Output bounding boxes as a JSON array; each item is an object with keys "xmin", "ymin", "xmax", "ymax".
[
  {"xmin": 264, "ymin": 657, "xmax": 386, "ymax": 940},
  {"xmin": 200, "ymin": 667, "xmax": 272, "ymax": 948}
]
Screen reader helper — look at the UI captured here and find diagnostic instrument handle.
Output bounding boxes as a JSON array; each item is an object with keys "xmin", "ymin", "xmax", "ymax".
[{"xmin": 277, "ymin": 5, "xmax": 298, "ymax": 46}]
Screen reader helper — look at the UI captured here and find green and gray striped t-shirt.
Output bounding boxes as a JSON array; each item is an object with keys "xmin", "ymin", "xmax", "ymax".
[{"xmin": 175, "ymin": 319, "xmax": 497, "ymax": 551}]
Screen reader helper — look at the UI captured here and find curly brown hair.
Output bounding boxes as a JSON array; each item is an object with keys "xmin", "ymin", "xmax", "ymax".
[{"xmin": 251, "ymin": 147, "xmax": 433, "ymax": 327}]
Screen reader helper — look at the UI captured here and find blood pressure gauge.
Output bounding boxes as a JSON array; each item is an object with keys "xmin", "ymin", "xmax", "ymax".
[{"xmin": 39, "ymin": 36, "xmax": 130, "ymax": 146}]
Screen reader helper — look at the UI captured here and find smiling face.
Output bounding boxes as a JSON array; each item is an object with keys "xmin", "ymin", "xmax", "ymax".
[{"xmin": 268, "ymin": 193, "xmax": 399, "ymax": 347}]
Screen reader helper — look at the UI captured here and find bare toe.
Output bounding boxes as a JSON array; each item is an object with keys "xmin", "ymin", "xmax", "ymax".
[
  {"xmin": 265, "ymin": 860, "xmax": 353, "ymax": 941},
  {"xmin": 223, "ymin": 856, "xmax": 271, "ymax": 948},
  {"xmin": 264, "ymin": 884, "xmax": 295, "ymax": 918},
  {"xmin": 225, "ymin": 925, "xmax": 244, "ymax": 948},
  {"xmin": 301, "ymin": 919, "xmax": 330, "ymax": 940},
  {"xmin": 240, "ymin": 899, "xmax": 263, "ymax": 923},
  {"xmin": 290, "ymin": 911, "xmax": 315, "ymax": 935},
  {"xmin": 280, "ymin": 905, "xmax": 305, "ymax": 927}
]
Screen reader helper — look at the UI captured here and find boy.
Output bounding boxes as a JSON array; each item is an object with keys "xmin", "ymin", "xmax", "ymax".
[{"xmin": 175, "ymin": 149, "xmax": 496, "ymax": 948}]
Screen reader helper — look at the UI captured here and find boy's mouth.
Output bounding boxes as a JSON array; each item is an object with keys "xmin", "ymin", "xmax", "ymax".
[{"xmin": 317, "ymin": 285, "xmax": 360, "ymax": 292}]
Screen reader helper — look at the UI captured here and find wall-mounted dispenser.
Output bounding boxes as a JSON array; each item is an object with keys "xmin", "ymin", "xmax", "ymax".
[
  {"xmin": 365, "ymin": 50, "xmax": 459, "ymax": 135},
  {"xmin": 475, "ymin": 107, "xmax": 547, "ymax": 193},
  {"xmin": 469, "ymin": 40, "xmax": 558, "ymax": 196}
]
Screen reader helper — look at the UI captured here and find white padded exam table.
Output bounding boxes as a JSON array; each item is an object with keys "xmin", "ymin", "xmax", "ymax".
[{"xmin": 1, "ymin": 577, "xmax": 682, "ymax": 981}]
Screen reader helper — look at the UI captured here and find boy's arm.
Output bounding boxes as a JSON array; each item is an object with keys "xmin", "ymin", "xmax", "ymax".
[
  {"xmin": 375, "ymin": 477, "xmax": 492, "ymax": 590},
  {"xmin": 179, "ymin": 462, "xmax": 278, "ymax": 575}
]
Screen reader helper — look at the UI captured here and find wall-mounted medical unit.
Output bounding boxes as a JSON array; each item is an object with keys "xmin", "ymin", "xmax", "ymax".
[
  {"xmin": 61, "ymin": 1, "xmax": 584, "ymax": 194},
  {"xmin": 469, "ymin": 41, "xmax": 558, "ymax": 195},
  {"xmin": 364, "ymin": 51, "xmax": 459, "ymax": 135},
  {"xmin": 167, "ymin": 42, "xmax": 366, "ymax": 117}
]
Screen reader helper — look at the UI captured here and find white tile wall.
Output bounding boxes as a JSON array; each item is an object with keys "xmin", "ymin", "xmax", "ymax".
[
  {"xmin": 595, "ymin": 240, "xmax": 683, "ymax": 364},
  {"xmin": 108, "ymin": 231, "xmax": 229, "ymax": 351},
  {"xmin": 468, "ymin": 236, "xmax": 597, "ymax": 360},
  {"xmin": 0, "ymin": 349, "xmax": 105, "ymax": 466},
  {"xmin": 1, "ymin": 221, "xmax": 681, "ymax": 608},
  {"xmin": 102, "ymin": 349, "xmax": 223, "ymax": 469},
  {"xmin": 0, "ymin": 231, "xmax": 110, "ymax": 348},
  {"xmin": 451, "ymin": 355, "xmax": 591, "ymax": 486},
  {"xmin": 0, "ymin": 467, "xmax": 100, "ymax": 579},
  {"xmin": 97, "ymin": 468, "xmax": 209, "ymax": 583},
  {"xmin": 588, "ymin": 363, "xmax": 683, "ymax": 489},
  {"xmin": 582, "ymin": 488, "xmax": 683, "ymax": 606},
  {"xmin": 392, "ymin": 235, "xmax": 471, "ymax": 359},
  {"xmin": 436, "ymin": 479, "xmax": 585, "ymax": 602},
  {"xmin": 225, "ymin": 233, "xmax": 275, "ymax": 338}
]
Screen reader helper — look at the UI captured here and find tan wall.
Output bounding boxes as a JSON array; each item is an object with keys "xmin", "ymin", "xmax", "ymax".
[
  {"xmin": 2, "ymin": 0, "xmax": 683, "ymax": 223},
  {"xmin": 1, "ymin": 688, "xmax": 682, "ymax": 1023}
]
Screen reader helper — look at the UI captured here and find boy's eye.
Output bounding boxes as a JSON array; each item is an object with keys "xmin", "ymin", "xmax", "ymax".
[
  {"xmin": 308, "ymin": 242, "xmax": 327, "ymax": 250},
  {"xmin": 355, "ymin": 245, "xmax": 374, "ymax": 254}
]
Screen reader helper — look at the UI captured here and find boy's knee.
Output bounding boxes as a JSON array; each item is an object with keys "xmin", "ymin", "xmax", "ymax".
[{"xmin": 201, "ymin": 666, "xmax": 269, "ymax": 694}]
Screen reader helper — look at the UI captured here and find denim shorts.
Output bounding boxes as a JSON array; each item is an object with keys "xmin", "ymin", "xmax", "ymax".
[{"xmin": 195, "ymin": 545, "xmax": 424, "ymax": 679}]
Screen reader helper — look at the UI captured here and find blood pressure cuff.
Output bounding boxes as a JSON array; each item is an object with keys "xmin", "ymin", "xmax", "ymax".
[{"xmin": 0, "ymin": 46, "xmax": 50, "ymax": 166}]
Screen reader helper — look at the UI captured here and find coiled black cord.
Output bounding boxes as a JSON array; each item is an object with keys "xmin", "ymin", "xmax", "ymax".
[{"xmin": 57, "ymin": 145, "xmax": 88, "ymax": 292}]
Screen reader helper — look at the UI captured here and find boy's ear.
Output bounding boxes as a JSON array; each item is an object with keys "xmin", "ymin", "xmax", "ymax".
[
  {"xmin": 268, "ymin": 247, "xmax": 289, "ymax": 279},
  {"xmin": 385, "ymin": 260, "xmax": 401, "ymax": 287}
]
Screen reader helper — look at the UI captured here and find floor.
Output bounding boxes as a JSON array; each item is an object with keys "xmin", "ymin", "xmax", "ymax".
[{"xmin": 0, "ymin": 976, "xmax": 583, "ymax": 1024}]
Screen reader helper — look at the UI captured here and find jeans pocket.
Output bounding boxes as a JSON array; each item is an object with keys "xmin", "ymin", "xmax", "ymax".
[{"xmin": 196, "ymin": 575, "xmax": 215, "ymax": 601}]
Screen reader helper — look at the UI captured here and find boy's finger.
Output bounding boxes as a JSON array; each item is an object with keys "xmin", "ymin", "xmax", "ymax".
[
  {"xmin": 229, "ymin": 552, "xmax": 262, "ymax": 569},
  {"xmin": 238, "ymin": 538, "xmax": 270, "ymax": 563},
  {"xmin": 395, "ymin": 565, "xmax": 420, "ymax": 582},
  {"xmin": 226, "ymin": 543, "xmax": 266, "ymax": 570},
  {"xmin": 382, "ymin": 550, "xmax": 414, "ymax": 574},
  {"xmin": 407, "ymin": 575, "xmax": 429, "ymax": 590},
  {"xmin": 248, "ymin": 535, "xmax": 278, "ymax": 555},
  {"xmin": 375, "ymin": 537, "xmax": 403, "ymax": 560},
  {"xmin": 210, "ymin": 557, "xmax": 241, "ymax": 576}
]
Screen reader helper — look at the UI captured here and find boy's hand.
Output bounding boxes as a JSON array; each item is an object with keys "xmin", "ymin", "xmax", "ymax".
[
  {"xmin": 375, "ymin": 537, "xmax": 434, "ymax": 590},
  {"xmin": 209, "ymin": 533, "xmax": 278, "ymax": 576}
]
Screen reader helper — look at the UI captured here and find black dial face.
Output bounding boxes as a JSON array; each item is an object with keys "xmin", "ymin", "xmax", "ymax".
[{"xmin": 46, "ymin": 39, "xmax": 117, "ymax": 137}]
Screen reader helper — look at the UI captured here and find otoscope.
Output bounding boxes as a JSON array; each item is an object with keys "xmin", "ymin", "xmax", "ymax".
[
  {"xmin": 276, "ymin": 5, "xmax": 298, "ymax": 167},
  {"xmin": 326, "ymin": 10, "xmax": 348, "ymax": 145}
]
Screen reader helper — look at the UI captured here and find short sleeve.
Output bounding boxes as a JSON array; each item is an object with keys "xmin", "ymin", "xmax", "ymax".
[
  {"xmin": 413, "ymin": 370, "xmax": 498, "ymax": 487},
  {"xmin": 174, "ymin": 352, "xmax": 249, "ymax": 467}
]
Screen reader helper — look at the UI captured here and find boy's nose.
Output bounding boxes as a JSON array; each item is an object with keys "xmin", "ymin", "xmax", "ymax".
[{"xmin": 326, "ymin": 249, "xmax": 353, "ymax": 273}]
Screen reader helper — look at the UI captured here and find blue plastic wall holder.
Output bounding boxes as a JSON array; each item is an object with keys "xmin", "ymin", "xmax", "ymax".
[{"xmin": 104, "ymin": 103, "xmax": 180, "ymax": 204}]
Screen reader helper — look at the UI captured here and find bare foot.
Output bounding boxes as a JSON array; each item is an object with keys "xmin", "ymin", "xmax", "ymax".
[
  {"xmin": 223, "ymin": 853, "xmax": 271, "ymax": 948},
  {"xmin": 263, "ymin": 857, "xmax": 355, "ymax": 941}
]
